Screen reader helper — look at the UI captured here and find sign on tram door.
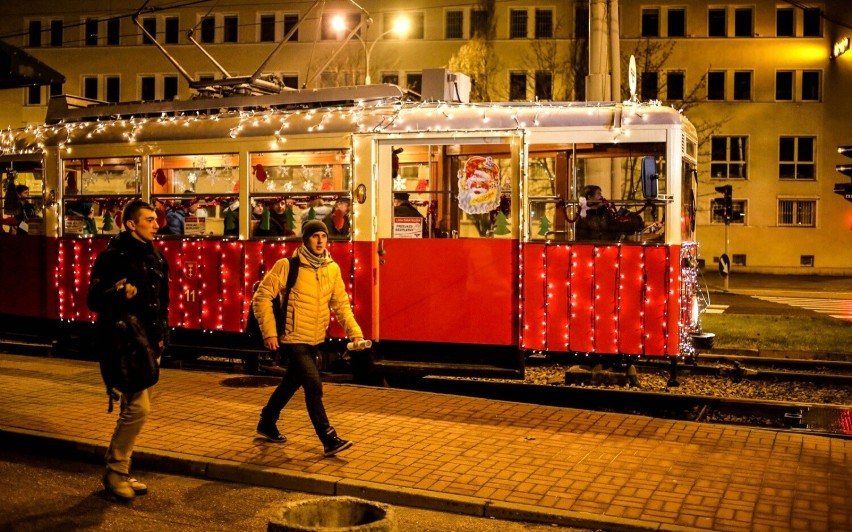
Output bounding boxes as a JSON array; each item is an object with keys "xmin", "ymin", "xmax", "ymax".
[{"xmin": 393, "ymin": 217, "xmax": 423, "ymax": 238}]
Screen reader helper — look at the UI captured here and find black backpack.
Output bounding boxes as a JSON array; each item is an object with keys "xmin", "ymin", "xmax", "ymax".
[{"xmin": 245, "ymin": 256, "xmax": 299, "ymax": 348}]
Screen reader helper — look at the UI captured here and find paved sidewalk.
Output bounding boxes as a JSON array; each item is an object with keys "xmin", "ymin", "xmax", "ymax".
[{"xmin": 0, "ymin": 353, "xmax": 849, "ymax": 532}]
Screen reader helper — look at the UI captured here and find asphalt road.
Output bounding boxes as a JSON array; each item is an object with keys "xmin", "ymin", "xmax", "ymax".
[{"xmin": 0, "ymin": 449, "xmax": 587, "ymax": 532}]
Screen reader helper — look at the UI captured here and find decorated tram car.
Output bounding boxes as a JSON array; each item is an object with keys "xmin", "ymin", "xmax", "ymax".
[{"xmin": 0, "ymin": 84, "xmax": 705, "ymax": 377}]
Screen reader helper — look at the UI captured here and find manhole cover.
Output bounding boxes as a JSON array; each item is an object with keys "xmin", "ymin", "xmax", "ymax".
[{"xmin": 221, "ymin": 376, "xmax": 281, "ymax": 388}]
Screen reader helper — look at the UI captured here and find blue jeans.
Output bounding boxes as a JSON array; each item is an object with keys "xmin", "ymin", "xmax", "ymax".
[{"xmin": 261, "ymin": 344, "xmax": 334, "ymax": 443}]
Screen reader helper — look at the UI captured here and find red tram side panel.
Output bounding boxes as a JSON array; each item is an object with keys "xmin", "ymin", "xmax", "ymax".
[
  {"xmin": 50, "ymin": 238, "xmax": 368, "ymax": 339},
  {"xmin": 521, "ymin": 243, "xmax": 682, "ymax": 356}
]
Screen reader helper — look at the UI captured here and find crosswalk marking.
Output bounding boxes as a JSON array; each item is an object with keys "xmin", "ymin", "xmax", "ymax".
[
  {"xmin": 750, "ymin": 296, "xmax": 852, "ymax": 322},
  {"xmin": 704, "ymin": 304, "xmax": 729, "ymax": 314}
]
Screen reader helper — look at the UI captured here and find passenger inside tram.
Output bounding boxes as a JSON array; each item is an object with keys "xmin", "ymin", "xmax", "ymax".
[{"xmin": 323, "ymin": 197, "xmax": 351, "ymax": 239}]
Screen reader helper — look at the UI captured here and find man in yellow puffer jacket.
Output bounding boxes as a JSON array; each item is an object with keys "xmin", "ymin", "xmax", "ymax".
[{"xmin": 252, "ymin": 219, "xmax": 366, "ymax": 457}]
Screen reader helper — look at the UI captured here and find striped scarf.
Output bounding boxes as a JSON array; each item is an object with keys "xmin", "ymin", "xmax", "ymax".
[{"xmin": 298, "ymin": 245, "xmax": 329, "ymax": 270}]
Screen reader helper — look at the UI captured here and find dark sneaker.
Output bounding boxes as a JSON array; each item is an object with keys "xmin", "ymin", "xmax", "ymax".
[
  {"xmin": 257, "ymin": 419, "xmax": 287, "ymax": 443},
  {"xmin": 128, "ymin": 477, "xmax": 148, "ymax": 495},
  {"xmin": 323, "ymin": 436, "xmax": 353, "ymax": 457},
  {"xmin": 103, "ymin": 470, "xmax": 135, "ymax": 501}
]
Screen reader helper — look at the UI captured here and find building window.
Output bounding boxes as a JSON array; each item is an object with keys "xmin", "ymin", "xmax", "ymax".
[
  {"xmin": 711, "ymin": 136, "xmax": 747, "ymax": 179},
  {"xmin": 164, "ymin": 76, "xmax": 178, "ymax": 100},
  {"xmin": 733, "ymin": 71, "xmax": 751, "ymax": 100},
  {"xmin": 803, "ymin": 8, "xmax": 821, "ymax": 37},
  {"xmin": 260, "ymin": 14, "xmax": 276, "ymax": 42},
  {"xmin": 575, "ymin": 5, "xmax": 589, "ymax": 38},
  {"xmin": 535, "ymin": 9, "xmax": 553, "ymax": 39},
  {"xmin": 641, "ymin": 71, "xmax": 658, "ymax": 100},
  {"xmin": 779, "ymin": 137, "xmax": 815, "ymax": 180},
  {"xmin": 509, "ymin": 72, "xmax": 527, "ymax": 101},
  {"xmin": 667, "ymin": 9, "xmax": 685, "ymax": 37},
  {"xmin": 385, "ymin": 12, "xmax": 423, "ymax": 40},
  {"xmin": 778, "ymin": 199, "xmax": 816, "ymax": 227},
  {"xmin": 535, "ymin": 71, "xmax": 552, "ymax": 101},
  {"xmin": 284, "ymin": 14, "xmax": 299, "ymax": 41},
  {"xmin": 406, "ymin": 73, "xmax": 422, "ymax": 97},
  {"xmin": 28, "ymin": 20, "xmax": 42, "ymax": 47},
  {"xmin": 732, "ymin": 254, "xmax": 747, "ymax": 266},
  {"xmin": 50, "ymin": 82, "xmax": 62, "ymax": 97},
  {"xmin": 776, "ymin": 71, "xmax": 793, "ymax": 101},
  {"xmin": 510, "ymin": 10, "xmax": 528, "ymax": 39},
  {"xmin": 641, "ymin": 9, "xmax": 660, "ymax": 37},
  {"xmin": 710, "ymin": 199, "xmax": 746, "ymax": 224},
  {"xmin": 667, "ymin": 72, "xmax": 684, "ymax": 100},
  {"xmin": 707, "ymin": 71, "xmax": 725, "ymax": 100},
  {"xmin": 107, "ymin": 18, "xmax": 121, "ymax": 45},
  {"xmin": 50, "ymin": 20, "xmax": 63, "ymax": 47},
  {"xmin": 223, "ymin": 15, "xmax": 238, "ymax": 43},
  {"xmin": 382, "ymin": 73, "xmax": 399, "ymax": 85},
  {"xmin": 800, "ymin": 255, "xmax": 814, "ymax": 267},
  {"xmin": 446, "ymin": 10, "xmax": 463, "ymax": 39},
  {"xmin": 470, "ymin": 10, "xmax": 489, "ymax": 38},
  {"xmin": 734, "ymin": 8, "xmax": 753, "ymax": 37},
  {"xmin": 282, "ymin": 74, "xmax": 299, "ymax": 89},
  {"xmin": 85, "ymin": 18, "xmax": 99, "ymax": 46},
  {"xmin": 322, "ymin": 13, "xmax": 360, "ymax": 40},
  {"xmin": 142, "ymin": 17, "xmax": 156, "ymax": 44},
  {"xmin": 27, "ymin": 85, "xmax": 42, "ymax": 105},
  {"xmin": 83, "ymin": 76, "xmax": 99, "ymax": 99},
  {"xmin": 164, "ymin": 17, "xmax": 179, "ymax": 44},
  {"xmin": 708, "ymin": 8, "xmax": 726, "ymax": 37},
  {"xmin": 801, "ymin": 71, "xmax": 820, "ymax": 101},
  {"xmin": 141, "ymin": 76, "xmax": 156, "ymax": 101},
  {"xmin": 105, "ymin": 76, "xmax": 120, "ymax": 103},
  {"xmin": 776, "ymin": 8, "xmax": 794, "ymax": 37},
  {"xmin": 200, "ymin": 16, "xmax": 215, "ymax": 43}
]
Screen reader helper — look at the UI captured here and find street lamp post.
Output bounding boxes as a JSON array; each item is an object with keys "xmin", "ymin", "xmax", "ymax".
[{"xmin": 333, "ymin": 16, "xmax": 409, "ymax": 85}]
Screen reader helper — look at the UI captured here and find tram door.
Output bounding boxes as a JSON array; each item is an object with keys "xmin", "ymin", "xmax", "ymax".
[{"xmin": 375, "ymin": 140, "xmax": 520, "ymax": 347}]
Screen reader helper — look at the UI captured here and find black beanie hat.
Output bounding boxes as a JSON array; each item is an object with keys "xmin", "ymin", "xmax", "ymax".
[{"xmin": 301, "ymin": 219, "xmax": 328, "ymax": 243}]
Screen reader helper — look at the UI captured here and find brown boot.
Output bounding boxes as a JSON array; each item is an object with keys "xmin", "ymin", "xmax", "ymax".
[{"xmin": 103, "ymin": 470, "xmax": 136, "ymax": 500}]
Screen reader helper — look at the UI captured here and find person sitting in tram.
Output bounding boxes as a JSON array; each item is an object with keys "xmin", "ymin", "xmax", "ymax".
[
  {"xmin": 574, "ymin": 185, "xmax": 610, "ymax": 241},
  {"xmin": 2, "ymin": 185, "xmax": 38, "ymax": 235},
  {"xmin": 322, "ymin": 198, "xmax": 351, "ymax": 239},
  {"xmin": 162, "ymin": 197, "xmax": 200, "ymax": 235},
  {"xmin": 393, "ymin": 193, "xmax": 423, "ymax": 219},
  {"xmin": 254, "ymin": 199, "xmax": 296, "ymax": 237},
  {"xmin": 300, "ymin": 198, "xmax": 332, "ymax": 230}
]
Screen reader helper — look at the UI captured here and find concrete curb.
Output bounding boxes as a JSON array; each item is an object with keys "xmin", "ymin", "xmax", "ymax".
[{"xmin": 0, "ymin": 425, "xmax": 703, "ymax": 532}]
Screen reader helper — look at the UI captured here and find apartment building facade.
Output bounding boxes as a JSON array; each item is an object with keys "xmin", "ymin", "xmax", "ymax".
[{"xmin": 1, "ymin": 0, "xmax": 850, "ymax": 274}]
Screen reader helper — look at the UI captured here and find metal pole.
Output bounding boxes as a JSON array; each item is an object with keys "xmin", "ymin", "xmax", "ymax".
[{"xmin": 724, "ymin": 221, "xmax": 729, "ymax": 291}]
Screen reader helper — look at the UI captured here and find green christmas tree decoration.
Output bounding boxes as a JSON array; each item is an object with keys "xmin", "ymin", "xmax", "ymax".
[
  {"xmin": 493, "ymin": 211, "xmax": 510, "ymax": 235},
  {"xmin": 284, "ymin": 206, "xmax": 296, "ymax": 230},
  {"xmin": 101, "ymin": 210, "xmax": 114, "ymax": 232},
  {"xmin": 307, "ymin": 206, "xmax": 316, "ymax": 220},
  {"xmin": 260, "ymin": 206, "xmax": 270, "ymax": 231},
  {"xmin": 537, "ymin": 215, "xmax": 551, "ymax": 237}
]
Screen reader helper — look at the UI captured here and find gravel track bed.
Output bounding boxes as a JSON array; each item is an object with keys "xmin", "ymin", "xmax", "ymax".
[{"xmin": 521, "ymin": 365, "xmax": 852, "ymax": 406}]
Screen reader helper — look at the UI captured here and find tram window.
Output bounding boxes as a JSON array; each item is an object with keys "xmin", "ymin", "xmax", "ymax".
[
  {"xmin": 62, "ymin": 158, "xmax": 140, "ymax": 236},
  {"xmin": 529, "ymin": 143, "xmax": 669, "ymax": 243},
  {"xmin": 392, "ymin": 144, "xmax": 513, "ymax": 239},
  {"xmin": 248, "ymin": 150, "xmax": 352, "ymax": 239},
  {"xmin": 2, "ymin": 164, "xmax": 45, "ymax": 235},
  {"xmin": 150, "ymin": 154, "xmax": 238, "ymax": 236}
]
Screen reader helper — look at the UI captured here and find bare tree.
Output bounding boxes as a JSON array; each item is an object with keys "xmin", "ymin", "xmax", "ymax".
[
  {"xmin": 447, "ymin": 0, "xmax": 499, "ymax": 102},
  {"xmin": 526, "ymin": 17, "xmax": 588, "ymax": 101}
]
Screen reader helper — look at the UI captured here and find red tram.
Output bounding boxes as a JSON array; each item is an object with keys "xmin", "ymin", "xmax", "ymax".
[{"xmin": 0, "ymin": 85, "xmax": 706, "ymax": 376}]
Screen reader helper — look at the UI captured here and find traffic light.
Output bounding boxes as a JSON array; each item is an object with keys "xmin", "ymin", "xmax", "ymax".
[
  {"xmin": 714, "ymin": 185, "xmax": 733, "ymax": 223},
  {"xmin": 836, "ymin": 146, "xmax": 852, "ymax": 202}
]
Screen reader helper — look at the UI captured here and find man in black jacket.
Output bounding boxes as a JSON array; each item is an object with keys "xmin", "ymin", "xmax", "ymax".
[{"xmin": 87, "ymin": 200, "xmax": 170, "ymax": 500}]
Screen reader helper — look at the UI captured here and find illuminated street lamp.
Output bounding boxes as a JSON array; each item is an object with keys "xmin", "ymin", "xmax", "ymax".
[
  {"xmin": 830, "ymin": 36, "xmax": 850, "ymax": 60},
  {"xmin": 332, "ymin": 15, "xmax": 410, "ymax": 84}
]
